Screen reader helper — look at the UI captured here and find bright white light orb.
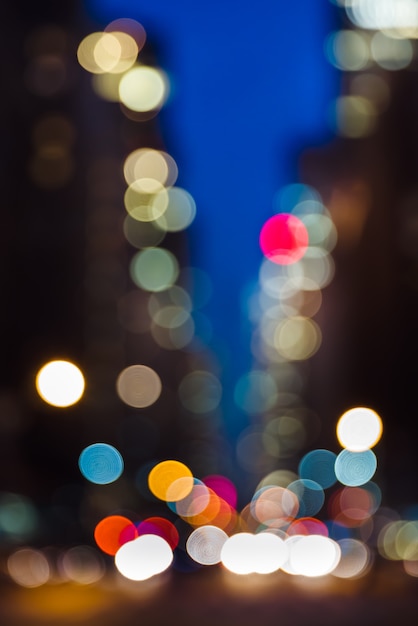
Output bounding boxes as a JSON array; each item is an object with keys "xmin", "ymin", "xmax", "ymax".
[
  {"xmin": 36, "ymin": 360, "xmax": 85, "ymax": 407},
  {"xmin": 119, "ymin": 66, "xmax": 167, "ymax": 112},
  {"xmin": 114, "ymin": 534, "xmax": 173, "ymax": 581},
  {"xmin": 289, "ymin": 535, "xmax": 341, "ymax": 577},
  {"xmin": 337, "ymin": 406, "xmax": 383, "ymax": 451}
]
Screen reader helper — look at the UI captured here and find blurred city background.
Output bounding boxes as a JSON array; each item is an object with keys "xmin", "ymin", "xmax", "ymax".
[{"xmin": 1, "ymin": 0, "xmax": 418, "ymax": 624}]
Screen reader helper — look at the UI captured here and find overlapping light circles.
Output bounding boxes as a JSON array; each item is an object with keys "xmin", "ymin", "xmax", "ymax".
[
  {"xmin": 336, "ymin": 406, "xmax": 383, "ymax": 451},
  {"xmin": 250, "ymin": 486, "xmax": 299, "ymax": 526},
  {"xmin": 148, "ymin": 460, "xmax": 194, "ymax": 502},
  {"xmin": 259, "ymin": 213, "xmax": 309, "ymax": 265},
  {"xmin": 78, "ymin": 443, "xmax": 124, "ymax": 484},
  {"xmin": 116, "ymin": 364, "xmax": 162, "ymax": 408},
  {"xmin": 299, "ymin": 449, "xmax": 337, "ymax": 489},
  {"xmin": 288, "ymin": 535, "xmax": 341, "ymax": 577},
  {"xmin": 332, "ymin": 538, "xmax": 372, "ymax": 579},
  {"xmin": 136, "ymin": 517, "xmax": 179, "ymax": 549},
  {"xmin": 220, "ymin": 532, "xmax": 288, "ymax": 575},
  {"xmin": 94, "ymin": 515, "xmax": 138, "ymax": 556},
  {"xmin": 334, "ymin": 449, "xmax": 377, "ymax": 487},
  {"xmin": 36, "ymin": 359, "xmax": 85, "ymax": 407},
  {"xmin": 115, "ymin": 534, "xmax": 173, "ymax": 581},
  {"xmin": 186, "ymin": 526, "xmax": 228, "ymax": 565}
]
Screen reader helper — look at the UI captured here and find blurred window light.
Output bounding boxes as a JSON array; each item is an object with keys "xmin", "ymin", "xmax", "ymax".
[
  {"xmin": 130, "ymin": 247, "xmax": 179, "ymax": 292},
  {"xmin": 332, "ymin": 95, "xmax": 377, "ymax": 138},
  {"xmin": 123, "ymin": 214, "xmax": 165, "ymax": 249},
  {"xmin": 336, "ymin": 406, "xmax": 383, "ymax": 451},
  {"xmin": 370, "ymin": 31, "xmax": 413, "ymax": 70},
  {"xmin": 119, "ymin": 65, "xmax": 168, "ymax": 112},
  {"xmin": 178, "ymin": 370, "xmax": 222, "ymax": 414},
  {"xmin": 36, "ymin": 360, "xmax": 85, "ymax": 408},
  {"xmin": 350, "ymin": 73, "xmax": 391, "ymax": 111},
  {"xmin": 325, "ymin": 29, "xmax": 370, "ymax": 71},
  {"xmin": 60, "ymin": 546, "xmax": 105, "ymax": 585},
  {"xmin": 92, "ymin": 72, "xmax": 122, "ymax": 101},
  {"xmin": 233, "ymin": 370, "xmax": 278, "ymax": 414},
  {"xmin": 7, "ymin": 549, "xmax": 50, "ymax": 588},
  {"xmin": 273, "ymin": 315, "xmax": 322, "ymax": 361},
  {"xmin": 116, "ymin": 364, "xmax": 162, "ymax": 408}
]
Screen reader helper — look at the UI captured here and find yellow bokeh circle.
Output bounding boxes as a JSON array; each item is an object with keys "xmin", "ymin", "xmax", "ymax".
[{"xmin": 148, "ymin": 460, "xmax": 193, "ymax": 502}]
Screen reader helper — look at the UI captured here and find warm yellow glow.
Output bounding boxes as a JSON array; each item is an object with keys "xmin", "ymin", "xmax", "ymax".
[
  {"xmin": 119, "ymin": 65, "xmax": 168, "ymax": 112},
  {"xmin": 337, "ymin": 406, "xmax": 383, "ymax": 451},
  {"xmin": 92, "ymin": 72, "xmax": 122, "ymax": 101},
  {"xmin": 36, "ymin": 360, "xmax": 85, "ymax": 407},
  {"xmin": 124, "ymin": 148, "xmax": 178, "ymax": 188},
  {"xmin": 148, "ymin": 460, "xmax": 194, "ymax": 502},
  {"xmin": 116, "ymin": 364, "xmax": 162, "ymax": 408},
  {"xmin": 77, "ymin": 32, "xmax": 108, "ymax": 74},
  {"xmin": 124, "ymin": 178, "xmax": 169, "ymax": 222},
  {"xmin": 274, "ymin": 316, "xmax": 321, "ymax": 361},
  {"xmin": 94, "ymin": 32, "xmax": 138, "ymax": 74},
  {"xmin": 334, "ymin": 95, "xmax": 377, "ymax": 138}
]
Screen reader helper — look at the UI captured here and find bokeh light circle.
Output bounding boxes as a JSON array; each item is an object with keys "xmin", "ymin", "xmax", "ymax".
[
  {"xmin": 298, "ymin": 449, "xmax": 337, "ymax": 489},
  {"xmin": 186, "ymin": 525, "xmax": 228, "ymax": 565},
  {"xmin": 119, "ymin": 65, "xmax": 167, "ymax": 112},
  {"xmin": 336, "ymin": 406, "xmax": 383, "ymax": 451},
  {"xmin": 289, "ymin": 535, "xmax": 341, "ymax": 577},
  {"xmin": 7, "ymin": 548, "xmax": 50, "ymax": 588},
  {"xmin": 94, "ymin": 515, "xmax": 138, "ymax": 556},
  {"xmin": 130, "ymin": 247, "xmax": 179, "ymax": 292},
  {"xmin": 148, "ymin": 460, "xmax": 194, "ymax": 502},
  {"xmin": 36, "ymin": 360, "xmax": 85, "ymax": 407},
  {"xmin": 116, "ymin": 364, "xmax": 162, "ymax": 408},
  {"xmin": 334, "ymin": 449, "xmax": 377, "ymax": 487},
  {"xmin": 115, "ymin": 534, "xmax": 173, "ymax": 581},
  {"xmin": 78, "ymin": 443, "xmax": 124, "ymax": 485},
  {"xmin": 259, "ymin": 213, "xmax": 309, "ymax": 265}
]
